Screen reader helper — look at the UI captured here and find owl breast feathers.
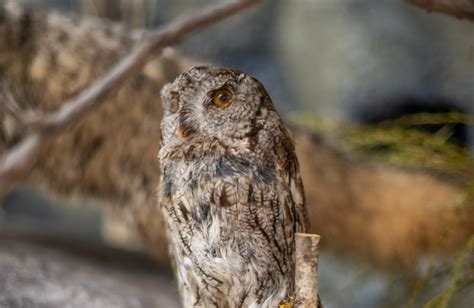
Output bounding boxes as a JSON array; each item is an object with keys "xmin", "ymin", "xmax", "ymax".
[{"xmin": 158, "ymin": 65, "xmax": 308, "ymax": 308}]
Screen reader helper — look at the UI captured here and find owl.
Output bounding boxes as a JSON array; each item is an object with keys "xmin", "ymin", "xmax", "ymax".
[{"xmin": 158, "ymin": 65, "xmax": 308, "ymax": 307}]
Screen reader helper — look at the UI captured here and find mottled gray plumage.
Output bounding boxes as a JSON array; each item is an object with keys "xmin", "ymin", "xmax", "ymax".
[{"xmin": 158, "ymin": 65, "xmax": 308, "ymax": 307}]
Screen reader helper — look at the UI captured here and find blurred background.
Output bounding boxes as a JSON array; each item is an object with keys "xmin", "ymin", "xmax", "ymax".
[{"xmin": 1, "ymin": 0, "xmax": 473, "ymax": 307}]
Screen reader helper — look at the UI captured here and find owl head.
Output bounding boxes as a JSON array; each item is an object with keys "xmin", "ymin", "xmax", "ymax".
[{"xmin": 160, "ymin": 65, "xmax": 285, "ymax": 154}]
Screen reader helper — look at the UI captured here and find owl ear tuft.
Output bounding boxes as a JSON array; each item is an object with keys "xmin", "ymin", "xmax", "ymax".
[{"xmin": 237, "ymin": 73, "xmax": 246, "ymax": 83}]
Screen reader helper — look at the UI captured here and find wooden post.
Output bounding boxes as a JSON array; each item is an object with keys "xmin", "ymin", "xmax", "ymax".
[{"xmin": 294, "ymin": 233, "xmax": 321, "ymax": 307}]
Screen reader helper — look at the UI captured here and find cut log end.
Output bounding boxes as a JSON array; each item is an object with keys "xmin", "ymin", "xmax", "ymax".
[{"xmin": 294, "ymin": 233, "xmax": 321, "ymax": 308}]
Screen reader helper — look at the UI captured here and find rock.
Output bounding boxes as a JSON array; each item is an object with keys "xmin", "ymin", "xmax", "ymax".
[{"xmin": 0, "ymin": 235, "xmax": 180, "ymax": 308}]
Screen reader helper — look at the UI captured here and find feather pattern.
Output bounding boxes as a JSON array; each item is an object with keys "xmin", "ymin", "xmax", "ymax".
[{"xmin": 159, "ymin": 66, "xmax": 308, "ymax": 307}]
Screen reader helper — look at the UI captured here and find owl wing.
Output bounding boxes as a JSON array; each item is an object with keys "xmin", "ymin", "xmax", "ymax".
[
  {"xmin": 210, "ymin": 160, "xmax": 307, "ymax": 271},
  {"xmin": 288, "ymin": 156, "xmax": 309, "ymax": 233},
  {"xmin": 281, "ymin": 127, "xmax": 309, "ymax": 234}
]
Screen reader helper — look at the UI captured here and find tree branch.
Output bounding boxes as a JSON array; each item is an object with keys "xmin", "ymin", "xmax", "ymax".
[
  {"xmin": 406, "ymin": 0, "xmax": 474, "ymax": 20},
  {"xmin": 294, "ymin": 233, "xmax": 321, "ymax": 308},
  {"xmin": 0, "ymin": 0, "xmax": 263, "ymax": 199}
]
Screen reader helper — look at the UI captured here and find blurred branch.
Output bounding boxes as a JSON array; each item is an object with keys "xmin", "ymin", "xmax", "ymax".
[
  {"xmin": 406, "ymin": 0, "xmax": 474, "ymax": 20},
  {"xmin": 294, "ymin": 233, "xmax": 321, "ymax": 308},
  {"xmin": 0, "ymin": 0, "xmax": 263, "ymax": 200}
]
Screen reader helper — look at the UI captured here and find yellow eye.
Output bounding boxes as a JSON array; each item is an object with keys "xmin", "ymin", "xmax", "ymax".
[{"xmin": 212, "ymin": 88, "xmax": 234, "ymax": 109}]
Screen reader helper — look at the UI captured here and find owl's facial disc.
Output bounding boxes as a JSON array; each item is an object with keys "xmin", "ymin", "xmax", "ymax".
[
  {"xmin": 175, "ymin": 81, "xmax": 236, "ymax": 140},
  {"xmin": 160, "ymin": 65, "xmax": 272, "ymax": 146}
]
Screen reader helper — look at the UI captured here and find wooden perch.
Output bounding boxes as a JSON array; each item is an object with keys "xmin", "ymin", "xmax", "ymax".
[
  {"xmin": 0, "ymin": 0, "xmax": 263, "ymax": 200},
  {"xmin": 406, "ymin": 0, "xmax": 474, "ymax": 20},
  {"xmin": 294, "ymin": 233, "xmax": 321, "ymax": 308}
]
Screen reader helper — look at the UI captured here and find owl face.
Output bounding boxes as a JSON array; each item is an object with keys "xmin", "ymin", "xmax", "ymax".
[{"xmin": 160, "ymin": 65, "xmax": 276, "ymax": 150}]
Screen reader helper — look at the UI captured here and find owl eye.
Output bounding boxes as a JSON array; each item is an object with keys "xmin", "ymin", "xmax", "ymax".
[
  {"xmin": 170, "ymin": 98, "xmax": 179, "ymax": 113},
  {"xmin": 212, "ymin": 88, "xmax": 234, "ymax": 109}
]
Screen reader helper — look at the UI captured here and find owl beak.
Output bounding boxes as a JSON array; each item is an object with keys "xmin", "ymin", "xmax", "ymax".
[
  {"xmin": 177, "ymin": 126, "xmax": 187, "ymax": 139},
  {"xmin": 177, "ymin": 107, "xmax": 196, "ymax": 139}
]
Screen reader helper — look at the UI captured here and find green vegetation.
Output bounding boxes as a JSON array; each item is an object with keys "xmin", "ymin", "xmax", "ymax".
[
  {"xmin": 424, "ymin": 236, "xmax": 474, "ymax": 308},
  {"xmin": 293, "ymin": 112, "xmax": 474, "ymax": 206},
  {"xmin": 292, "ymin": 112, "xmax": 474, "ymax": 176}
]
